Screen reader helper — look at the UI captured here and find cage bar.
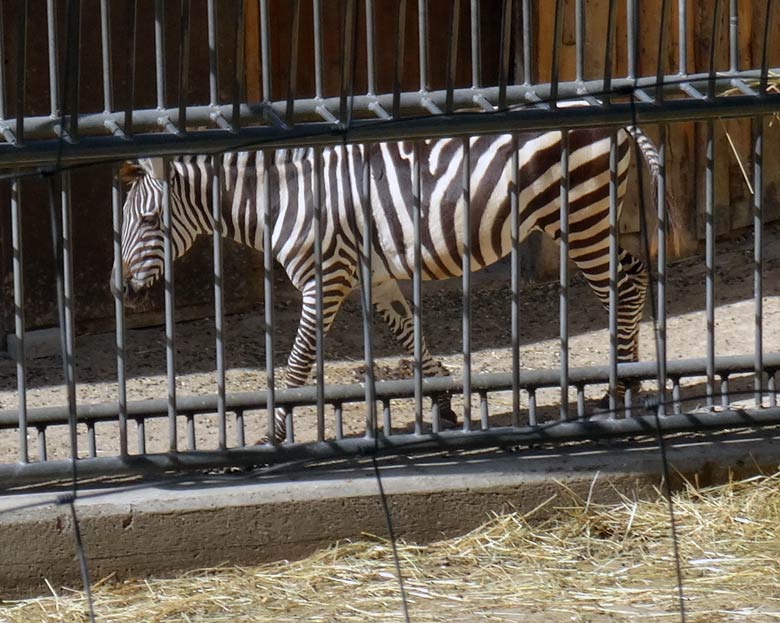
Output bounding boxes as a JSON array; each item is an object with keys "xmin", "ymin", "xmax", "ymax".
[
  {"xmin": 313, "ymin": 147, "xmax": 326, "ymax": 440},
  {"xmin": 111, "ymin": 168, "xmax": 128, "ymax": 456},
  {"xmin": 161, "ymin": 157, "xmax": 178, "ymax": 451},
  {"xmin": 360, "ymin": 146, "xmax": 377, "ymax": 438},
  {"xmin": 656, "ymin": 126, "xmax": 668, "ymax": 414},
  {"xmin": 413, "ymin": 140, "xmax": 423, "ymax": 433},
  {"xmin": 212, "ymin": 154, "xmax": 227, "ymax": 449},
  {"xmin": 510, "ymin": 134, "xmax": 521, "ymax": 428},
  {"xmin": 12, "ymin": 177, "xmax": 27, "ymax": 463},
  {"xmin": 559, "ymin": 130, "xmax": 570, "ymax": 420},
  {"xmin": 705, "ymin": 120, "xmax": 716, "ymax": 406},
  {"xmin": 608, "ymin": 133, "xmax": 619, "ymax": 416},
  {"xmin": 462, "ymin": 137, "xmax": 472, "ymax": 432}
]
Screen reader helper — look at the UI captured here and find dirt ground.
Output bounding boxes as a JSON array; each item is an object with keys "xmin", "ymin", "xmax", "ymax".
[{"xmin": 0, "ymin": 224, "xmax": 778, "ymax": 461}]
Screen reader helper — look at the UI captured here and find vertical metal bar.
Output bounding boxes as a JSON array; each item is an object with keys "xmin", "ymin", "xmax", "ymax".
[
  {"xmin": 608, "ymin": 133, "xmax": 619, "ymax": 415},
  {"xmin": 186, "ymin": 415, "xmax": 195, "ymax": 450},
  {"xmin": 469, "ymin": 0, "xmax": 481, "ymax": 88},
  {"xmin": 313, "ymin": 148, "xmax": 325, "ymax": 440},
  {"xmin": 417, "ymin": 0, "xmax": 429, "ymax": 93},
  {"xmin": 445, "ymin": 0, "xmax": 461, "ymax": 113},
  {"xmin": 124, "ymin": 0, "xmax": 138, "ymax": 135},
  {"xmin": 285, "ymin": 407, "xmax": 294, "ymax": 443},
  {"xmin": 313, "ymin": 0, "xmax": 324, "ymax": 101},
  {"xmin": 759, "ymin": 0, "xmax": 775, "ymax": 95},
  {"xmin": 232, "ymin": 0, "xmax": 245, "ymax": 130},
  {"xmin": 259, "ymin": 1, "xmax": 276, "ymax": 440},
  {"xmin": 65, "ymin": 0, "xmax": 82, "ymax": 140},
  {"xmin": 656, "ymin": 126, "xmax": 668, "ymax": 413},
  {"xmin": 334, "ymin": 403, "xmax": 344, "ymax": 439},
  {"xmin": 462, "ymin": 137, "xmax": 472, "ymax": 432},
  {"xmin": 235, "ymin": 410, "xmax": 245, "ymax": 447},
  {"xmin": 728, "ymin": 0, "xmax": 738, "ymax": 73},
  {"xmin": 46, "ymin": 0, "xmax": 59, "ymax": 118},
  {"xmin": 0, "ymin": 4, "xmax": 6, "ymax": 123},
  {"xmin": 510, "ymin": 134, "xmax": 521, "ymax": 428},
  {"xmin": 365, "ymin": 0, "xmax": 377, "ymax": 95},
  {"xmin": 212, "ymin": 154, "xmax": 227, "ymax": 450},
  {"xmin": 603, "ymin": 0, "xmax": 617, "ymax": 98},
  {"xmin": 262, "ymin": 153, "xmax": 276, "ymax": 440},
  {"xmin": 61, "ymin": 172, "xmax": 78, "ymax": 460},
  {"xmin": 721, "ymin": 375, "xmax": 730, "ymax": 407},
  {"xmin": 99, "ymin": 0, "xmax": 113, "ymax": 113},
  {"xmin": 87, "ymin": 423, "xmax": 96, "ymax": 458},
  {"xmin": 672, "ymin": 378, "xmax": 681, "ymax": 414},
  {"xmin": 521, "ymin": 0, "xmax": 532, "ymax": 85},
  {"xmin": 382, "ymin": 399, "xmax": 392, "ymax": 435},
  {"xmin": 15, "ymin": 0, "xmax": 28, "ymax": 145},
  {"xmin": 678, "ymin": 0, "xmax": 688, "ymax": 75},
  {"xmin": 559, "ymin": 130, "xmax": 570, "ymax": 420},
  {"xmin": 285, "ymin": 0, "xmax": 301, "ymax": 124},
  {"xmin": 393, "ymin": 0, "xmax": 408, "ymax": 117},
  {"xmin": 498, "ymin": 0, "xmax": 512, "ymax": 109},
  {"xmin": 112, "ymin": 168, "xmax": 128, "ymax": 456},
  {"xmin": 576, "ymin": 386, "xmax": 585, "ymax": 418},
  {"xmin": 207, "ymin": 0, "xmax": 219, "ymax": 107},
  {"xmin": 528, "ymin": 388, "xmax": 537, "ymax": 425},
  {"xmin": 575, "ymin": 0, "xmax": 584, "ymax": 83},
  {"xmin": 550, "ymin": 0, "xmax": 564, "ymax": 103},
  {"xmin": 161, "ymin": 157, "xmax": 177, "ymax": 451},
  {"xmin": 754, "ymin": 115, "xmax": 764, "ymax": 406},
  {"xmin": 340, "ymin": 0, "xmax": 357, "ymax": 126},
  {"xmin": 38, "ymin": 428, "xmax": 47, "ymax": 462},
  {"xmin": 479, "ymin": 391, "xmax": 488, "ymax": 430},
  {"xmin": 708, "ymin": 0, "xmax": 723, "ymax": 100},
  {"xmin": 136, "ymin": 418, "xmax": 146, "ymax": 454},
  {"xmin": 12, "ymin": 178, "xmax": 27, "ymax": 463},
  {"xmin": 178, "ymin": 0, "xmax": 191, "ymax": 132},
  {"xmin": 655, "ymin": 0, "xmax": 669, "ymax": 104},
  {"xmin": 360, "ymin": 146, "xmax": 377, "ymax": 438},
  {"xmin": 769, "ymin": 372, "xmax": 777, "ymax": 407},
  {"xmin": 705, "ymin": 120, "xmax": 716, "ymax": 406},
  {"xmin": 413, "ymin": 141, "xmax": 423, "ymax": 434},
  {"xmin": 154, "ymin": 0, "xmax": 167, "ymax": 111},
  {"xmin": 626, "ymin": 0, "xmax": 637, "ymax": 79}
]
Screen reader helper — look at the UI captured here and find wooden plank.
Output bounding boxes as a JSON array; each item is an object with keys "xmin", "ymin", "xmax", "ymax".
[{"xmin": 244, "ymin": 0, "xmax": 262, "ymax": 102}]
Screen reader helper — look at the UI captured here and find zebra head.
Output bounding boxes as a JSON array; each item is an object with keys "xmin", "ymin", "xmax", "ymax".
[{"xmin": 112, "ymin": 157, "xmax": 204, "ymax": 308}]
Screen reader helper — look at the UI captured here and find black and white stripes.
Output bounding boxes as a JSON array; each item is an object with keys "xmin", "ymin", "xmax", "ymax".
[{"xmin": 115, "ymin": 127, "xmax": 659, "ymax": 441}]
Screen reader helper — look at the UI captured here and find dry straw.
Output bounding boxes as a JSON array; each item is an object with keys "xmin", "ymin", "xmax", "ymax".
[{"xmin": 3, "ymin": 472, "xmax": 780, "ymax": 622}]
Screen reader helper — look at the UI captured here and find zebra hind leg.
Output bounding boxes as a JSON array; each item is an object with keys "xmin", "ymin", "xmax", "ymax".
[
  {"xmin": 570, "ymin": 244, "xmax": 649, "ymax": 412},
  {"xmin": 372, "ymin": 279, "xmax": 458, "ymax": 429}
]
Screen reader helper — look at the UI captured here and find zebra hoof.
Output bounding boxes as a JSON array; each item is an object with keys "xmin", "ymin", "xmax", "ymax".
[{"xmin": 438, "ymin": 406, "xmax": 459, "ymax": 430}]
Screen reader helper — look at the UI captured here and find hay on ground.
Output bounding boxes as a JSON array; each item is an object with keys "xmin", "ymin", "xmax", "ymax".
[{"xmin": 4, "ymin": 473, "xmax": 780, "ymax": 622}]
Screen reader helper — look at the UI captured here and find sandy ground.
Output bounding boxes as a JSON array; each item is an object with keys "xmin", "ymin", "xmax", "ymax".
[{"xmin": 0, "ymin": 224, "xmax": 778, "ymax": 461}]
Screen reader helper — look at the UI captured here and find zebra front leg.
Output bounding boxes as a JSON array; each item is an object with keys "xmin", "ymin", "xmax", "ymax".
[
  {"xmin": 268, "ymin": 278, "xmax": 354, "ymax": 443},
  {"xmin": 372, "ymin": 279, "xmax": 458, "ymax": 428}
]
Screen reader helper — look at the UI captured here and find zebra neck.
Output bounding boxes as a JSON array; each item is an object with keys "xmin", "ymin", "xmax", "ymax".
[{"xmin": 219, "ymin": 151, "xmax": 267, "ymax": 251}]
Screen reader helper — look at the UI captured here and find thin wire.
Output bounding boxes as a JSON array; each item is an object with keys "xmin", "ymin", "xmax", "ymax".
[{"xmin": 629, "ymin": 92, "xmax": 687, "ymax": 623}]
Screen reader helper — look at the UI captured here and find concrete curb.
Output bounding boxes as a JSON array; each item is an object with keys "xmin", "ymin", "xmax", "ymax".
[{"xmin": 2, "ymin": 430, "xmax": 780, "ymax": 597}]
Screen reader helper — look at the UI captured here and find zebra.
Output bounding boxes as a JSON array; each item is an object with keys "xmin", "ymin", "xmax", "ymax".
[{"xmin": 114, "ymin": 127, "xmax": 664, "ymax": 442}]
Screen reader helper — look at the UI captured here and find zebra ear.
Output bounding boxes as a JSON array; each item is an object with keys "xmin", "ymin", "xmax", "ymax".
[{"xmin": 138, "ymin": 158, "xmax": 167, "ymax": 181}]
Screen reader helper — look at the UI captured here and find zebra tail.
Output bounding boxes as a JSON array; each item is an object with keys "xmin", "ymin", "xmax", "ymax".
[{"xmin": 625, "ymin": 125, "xmax": 685, "ymax": 258}]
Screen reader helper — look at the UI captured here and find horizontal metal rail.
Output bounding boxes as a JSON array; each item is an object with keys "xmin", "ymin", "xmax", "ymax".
[
  {"xmin": 1, "ymin": 74, "xmax": 780, "ymax": 168},
  {"xmin": 2, "ymin": 352, "xmax": 777, "ymax": 431},
  {"xmin": 2, "ymin": 406, "xmax": 780, "ymax": 489}
]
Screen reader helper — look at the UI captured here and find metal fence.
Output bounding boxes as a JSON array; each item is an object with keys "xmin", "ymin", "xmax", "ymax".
[{"xmin": 1, "ymin": 0, "xmax": 780, "ymax": 487}]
